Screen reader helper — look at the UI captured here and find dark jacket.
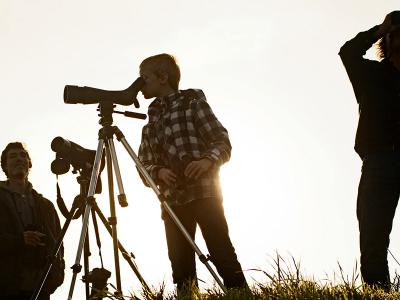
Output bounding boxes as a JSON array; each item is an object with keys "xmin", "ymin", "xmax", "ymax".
[
  {"xmin": 339, "ymin": 25, "xmax": 400, "ymax": 158},
  {"xmin": 0, "ymin": 182, "xmax": 65, "ymax": 296}
]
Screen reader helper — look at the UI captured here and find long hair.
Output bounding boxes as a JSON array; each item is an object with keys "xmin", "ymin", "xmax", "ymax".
[
  {"xmin": 377, "ymin": 36, "xmax": 388, "ymax": 60},
  {"xmin": 376, "ymin": 30, "xmax": 400, "ymax": 60}
]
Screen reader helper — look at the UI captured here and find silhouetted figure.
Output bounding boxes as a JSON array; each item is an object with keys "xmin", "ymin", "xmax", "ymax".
[
  {"xmin": 137, "ymin": 54, "xmax": 247, "ymax": 292},
  {"xmin": 339, "ymin": 11, "xmax": 400, "ymax": 289},
  {"xmin": 0, "ymin": 142, "xmax": 64, "ymax": 300}
]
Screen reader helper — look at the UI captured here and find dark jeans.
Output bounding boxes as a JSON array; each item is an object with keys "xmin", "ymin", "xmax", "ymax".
[
  {"xmin": 357, "ymin": 151, "xmax": 400, "ymax": 288},
  {"xmin": 163, "ymin": 197, "xmax": 247, "ymax": 290}
]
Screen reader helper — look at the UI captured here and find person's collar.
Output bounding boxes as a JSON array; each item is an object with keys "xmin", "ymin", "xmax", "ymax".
[
  {"xmin": 147, "ymin": 90, "xmax": 181, "ymax": 121},
  {"xmin": 159, "ymin": 90, "xmax": 181, "ymax": 106},
  {"xmin": 0, "ymin": 180, "xmax": 33, "ymax": 194}
]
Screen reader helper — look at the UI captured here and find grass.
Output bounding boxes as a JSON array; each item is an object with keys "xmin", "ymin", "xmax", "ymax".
[{"xmin": 90, "ymin": 253, "xmax": 400, "ymax": 299}]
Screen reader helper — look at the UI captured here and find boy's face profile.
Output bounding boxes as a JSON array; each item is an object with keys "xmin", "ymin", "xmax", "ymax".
[
  {"xmin": 140, "ymin": 62, "xmax": 174, "ymax": 99},
  {"xmin": 140, "ymin": 65, "xmax": 166, "ymax": 99}
]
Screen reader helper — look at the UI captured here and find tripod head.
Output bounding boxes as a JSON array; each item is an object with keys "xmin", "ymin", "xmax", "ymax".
[
  {"xmin": 97, "ymin": 101, "xmax": 147, "ymax": 128},
  {"xmin": 55, "ymin": 169, "xmax": 99, "ymax": 220}
]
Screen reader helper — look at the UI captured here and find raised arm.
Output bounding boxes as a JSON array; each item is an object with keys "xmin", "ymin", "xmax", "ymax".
[{"xmin": 339, "ymin": 12, "xmax": 400, "ymax": 78}]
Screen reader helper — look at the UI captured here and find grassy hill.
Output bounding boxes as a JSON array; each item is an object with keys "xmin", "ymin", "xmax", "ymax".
[{"xmin": 94, "ymin": 254, "xmax": 400, "ymax": 299}]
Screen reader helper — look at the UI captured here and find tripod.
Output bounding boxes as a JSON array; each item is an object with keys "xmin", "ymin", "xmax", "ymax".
[
  {"xmin": 66, "ymin": 100, "xmax": 227, "ymax": 299},
  {"xmin": 63, "ymin": 102, "xmax": 152, "ymax": 299},
  {"xmin": 30, "ymin": 170, "xmax": 151, "ymax": 300}
]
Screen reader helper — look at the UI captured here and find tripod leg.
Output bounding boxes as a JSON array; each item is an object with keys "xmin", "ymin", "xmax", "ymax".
[
  {"xmin": 78, "ymin": 182, "xmax": 91, "ymax": 300},
  {"xmin": 67, "ymin": 140, "xmax": 105, "ymax": 300},
  {"xmin": 30, "ymin": 197, "xmax": 84, "ymax": 300},
  {"xmin": 83, "ymin": 225, "xmax": 91, "ymax": 300},
  {"xmin": 104, "ymin": 142, "xmax": 123, "ymax": 296},
  {"xmin": 107, "ymin": 138, "xmax": 128, "ymax": 207},
  {"xmin": 115, "ymin": 133, "xmax": 227, "ymax": 293},
  {"xmin": 91, "ymin": 203, "xmax": 153, "ymax": 296}
]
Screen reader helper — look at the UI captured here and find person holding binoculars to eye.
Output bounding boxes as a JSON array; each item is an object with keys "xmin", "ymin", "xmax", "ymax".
[{"xmin": 340, "ymin": 11, "xmax": 400, "ymax": 290}]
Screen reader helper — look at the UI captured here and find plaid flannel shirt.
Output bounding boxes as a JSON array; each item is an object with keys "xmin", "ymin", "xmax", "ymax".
[{"xmin": 138, "ymin": 89, "xmax": 231, "ymax": 206}]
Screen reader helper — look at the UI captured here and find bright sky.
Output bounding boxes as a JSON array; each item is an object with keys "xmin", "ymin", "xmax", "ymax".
[{"xmin": 2, "ymin": 0, "xmax": 400, "ymax": 298}]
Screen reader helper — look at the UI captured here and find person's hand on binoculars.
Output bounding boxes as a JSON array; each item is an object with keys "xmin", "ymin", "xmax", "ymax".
[
  {"xmin": 23, "ymin": 231, "xmax": 46, "ymax": 247},
  {"xmin": 157, "ymin": 168, "xmax": 177, "ymax": 186},
  {"xmin": 184, "ymin": 158, "xmax": 213, "ymax": 180}
]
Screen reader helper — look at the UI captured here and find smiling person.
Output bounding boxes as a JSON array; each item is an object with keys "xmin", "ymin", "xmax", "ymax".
[
  {"xmin": 339, "ymin": 11, "xmax": 400, "ymax": 290},
  {"xmin": 138, "ymin": 54, "xmax": 247, "ymax": 293},
  {"xmin": 0, "ymin": 142, "xmax": 64, "ymax": 300}
]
